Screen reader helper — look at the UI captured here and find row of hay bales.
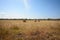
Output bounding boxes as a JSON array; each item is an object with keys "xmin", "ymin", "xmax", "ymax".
[{"xmin": 23, "ymin": 19, "xmax": 40, "ymax": 22}]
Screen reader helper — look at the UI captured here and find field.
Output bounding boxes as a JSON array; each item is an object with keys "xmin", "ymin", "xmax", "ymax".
[{"xmin": 0, "ymin": 19, "xmax": 60, "ymax": 40}]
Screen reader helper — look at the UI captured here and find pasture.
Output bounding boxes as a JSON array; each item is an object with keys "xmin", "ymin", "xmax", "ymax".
[{"xmin": 0, "ymin": 19, "xmax": 60, "ymax": 40}]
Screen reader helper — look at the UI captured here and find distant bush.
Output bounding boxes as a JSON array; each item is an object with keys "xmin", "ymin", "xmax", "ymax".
[
  {"xmin": 34, "ymin": 19, "xmax": 37, "ymax": 22},
  {"xmin": 23, "ymin": 19, "xmax": 26, "ymax": 22},
  {"xmin": 47, "ymin": 18, "xmax": 51, "ymax": 20},
  {"xmin": 38, "ymin": 19, "xmax": 40, "ymax": 22}
]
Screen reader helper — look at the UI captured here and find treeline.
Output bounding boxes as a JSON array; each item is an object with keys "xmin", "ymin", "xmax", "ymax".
[{"xmin": 0, "ymin": 18, "xmax": 60, "ymax": 20}]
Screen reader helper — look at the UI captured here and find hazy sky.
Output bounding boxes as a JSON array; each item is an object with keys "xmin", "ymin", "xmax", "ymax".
[{"xmin": 0, "ymin": 0, "xmax": 60, "ymax": 19}]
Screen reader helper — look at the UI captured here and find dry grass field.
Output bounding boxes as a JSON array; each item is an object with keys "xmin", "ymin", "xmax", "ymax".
[{"xmin": 0, "ymin": 19, "xmax": 60, "ymax": 40}]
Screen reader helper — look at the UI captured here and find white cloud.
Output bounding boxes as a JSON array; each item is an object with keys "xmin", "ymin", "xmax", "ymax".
[
  {"xmin": 0, "ymin": 0, "xmax": 31, "ymax": 19},
  {"xmin": 0, "ymin": 11, "xmax": 26, "ymax": 19},
  {"xmin": 24, "ymin": 0, "xmax": 28, "ymax": 8},
  {"xmin": 23, "ymin": 0, "xmax": 30, "ymax": 10}
]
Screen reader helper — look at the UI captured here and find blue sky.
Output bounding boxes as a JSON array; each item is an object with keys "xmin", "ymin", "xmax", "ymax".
[{"xmin": 0, "ymin": 0, "xmax": 60, "ymax": 19}]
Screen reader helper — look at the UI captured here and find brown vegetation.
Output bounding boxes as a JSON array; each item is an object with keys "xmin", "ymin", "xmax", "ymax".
[{"xmin": 0, "ymin": 20, "xmax": 60, "ymax": 40}]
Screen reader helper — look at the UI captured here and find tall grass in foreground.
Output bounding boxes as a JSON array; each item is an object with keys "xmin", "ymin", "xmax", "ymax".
[
  {"xmin": 0, "ymin": 21, "xmax": 60, "ymax": 40},
  {"xmin": 0, "ymin": 26, "xmax": 10, "ymax": 40}
]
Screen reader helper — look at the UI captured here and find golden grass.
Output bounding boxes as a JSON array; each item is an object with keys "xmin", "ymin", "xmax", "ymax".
[{"xmin": 0, "ymin": 20, "xmax": 60, "ymax": 40}]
